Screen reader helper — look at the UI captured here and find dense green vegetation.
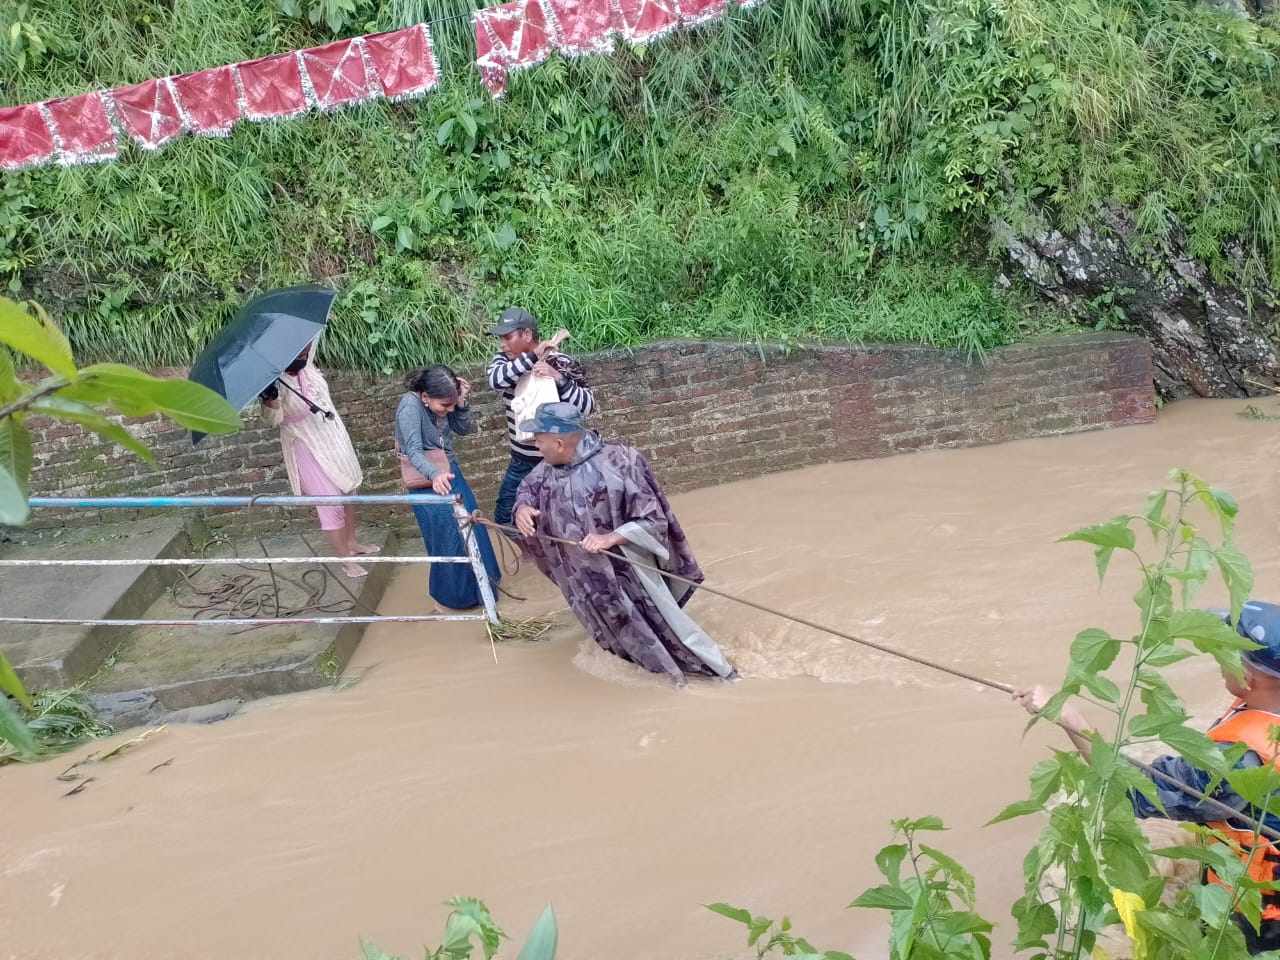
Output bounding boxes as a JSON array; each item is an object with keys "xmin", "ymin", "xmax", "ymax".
[{"xmin": 1, "ymin": 0, "xmax": 1277, "ymax": 370}]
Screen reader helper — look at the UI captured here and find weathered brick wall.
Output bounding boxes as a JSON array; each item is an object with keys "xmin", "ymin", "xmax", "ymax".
[{"xmin": 17, "ymin": 333, "xmax": 1154, "ymax": 532}]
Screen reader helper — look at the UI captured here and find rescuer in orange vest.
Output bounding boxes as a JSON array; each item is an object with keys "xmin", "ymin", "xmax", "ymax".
[{"xmin": 1015, "ymin": 600, "xmax": 1280, "ymax": 953}]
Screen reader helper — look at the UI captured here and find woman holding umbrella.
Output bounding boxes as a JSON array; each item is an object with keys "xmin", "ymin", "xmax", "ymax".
[{"xmin": 260, "ymin": 343, "xmax": 377, "ymax": 578}]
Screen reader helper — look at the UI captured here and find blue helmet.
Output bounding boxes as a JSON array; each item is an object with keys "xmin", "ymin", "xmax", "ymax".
[{"xmin": 1212, "ymin": 601, "xmax": 1280, "ymax": 677}]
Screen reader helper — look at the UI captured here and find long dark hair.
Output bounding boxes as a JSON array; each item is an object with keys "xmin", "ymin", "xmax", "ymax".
[{"xmin": 406, "ymin": 364, "xmax": 459, "ymax": 400}]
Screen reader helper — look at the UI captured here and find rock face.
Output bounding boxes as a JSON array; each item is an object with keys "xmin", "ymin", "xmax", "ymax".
[{"xmin": 997, "ymin": 209, "xmax": 1279, "ymax": 399}]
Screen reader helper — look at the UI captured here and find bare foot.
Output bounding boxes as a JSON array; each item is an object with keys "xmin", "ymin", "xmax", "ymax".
[
  {"xmin": 342, "ymin": 563, "xmax": 368, "ymax": 579},
  {"xmin": 354, "ymin": 543, "xmax": 381, "ymax": 556}
]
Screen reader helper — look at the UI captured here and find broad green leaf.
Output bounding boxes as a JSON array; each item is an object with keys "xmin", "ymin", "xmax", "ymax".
[
  {"xmin": 903, "ymin": 815, "xmax": 946, "ymax": 831},
  {"xmin": 706, "ymin": 903, "xmax": 753, "ymax": 926},
  {"xmin": 1182, "ymin": 540, "xmax": 1215, "ymax": 607},
  {"xmin": 874, "ymin": 843, "xmax": 908, "ymax": 883},
  {"xmin": 0, "ymin": 694, "xmax": 37, "ymax": 758},
  {"xmin": 370, "ymin": 215, "xmax": 393, "ymax": 232},
  {"xmin": 0, "ymin": 345, "xmax": 19, "ymax": 403},
  {"xmin": 0, "ymin": 462, "xmax": 28, "ymax": 525},
  {"xmin": 1135, "ymin": 910, "xmax": 1203, "ymax": 951},
  {"xmin": 515, "ymin": 906, "xmax": 557, "ymax": 960},
  {"xmin": 1142, "ymin": 488, "xmax": 1168, "ymax": 539},
  {"xmin": 1080, "ymin": 671, "xmax": 1122, "ymax": 704},
  {"xmin": 0, "ymin": 650, "xmax": 32, "ymax": 710},
  {"xmin": 1093, "ymin": 544, "xmax": 1115, "ymax": 583},
  {"xmin": 0, "ymin": 415, "xmax": 32, "ymax": 497},
  {"xmin": 358, "ymin": 941, "xmax": 399, "ymax": 960},
  {"xmin": 1160, "ymin": 725, "xmax": 1228, "ymax": 778},
  {"xmin": 918, "ymin": 843, "xmax": 975, "ymax": 900},
  {"xmin": 1168, "ymin": 609, "xmax": 1259, "ymax": 654},
  {"xmin": 1133, "ymin": 576, "xmax": 1173, "ymax": 630},
  {"xmin": 1144, "ymin": 644, "xmax": 1193, "ymax": 668},
  {"xmin": 1113, "ymin": 760, "xmax": 1165, "ymax": 814},
  {"xmin": 29, "ymin": 396, "xmax": 154, "ymax": 463},
  {"xmin": 1193, "ymin": 880, "xmax": 1234, "ymax": 928},
  {"xmin": 65, "ymin": 365, "xmax": 239, "ymax": 435},
  {"xmin": 1059, "ymin": 516, "xmax": 1135, "ymax": 551},
  {"xmin": 1215, "ymin": 544, "xmax": 1254, "ymax": 621},
  {"xmin": 1129, "ymin": 705, "xmax": 1187, "ymax": 737},
  {"xmin": 1011, "ymin": 895, "xmax": 1057, "ymax": 950},
  {"xmin": 0, "ymin": 297, "xmax": 75, "ymax": 378},
  {"xmin": 850, "ymin": 884, "xmax": 915, "ymax": 911},
  {"xmin": 1070, "ymin": 627, "xmax": 1121, "ymax": 674},
  {"xmin": 747, "ymin": 915, "xmax": 772, "ymax": 946},
  {"xmin": 1225, "ymin": 765, "xmax": 1280, "ymax": 808},
  {"xmin": 987, "ymin": 799, "xmax": 1044, "ymax": 826},
  {"xmin": 937, "ymin": 911, "xmax": 993, "ymax": 936},
  {"xmin": 1210, "ymin": 487, "xmax": 1240, "ymax": 520}
]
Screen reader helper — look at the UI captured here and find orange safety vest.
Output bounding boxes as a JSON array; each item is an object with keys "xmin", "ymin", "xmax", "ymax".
[{"xmin": 1206, "ymin": 702, "xmax": 1280, "ymax": 920}]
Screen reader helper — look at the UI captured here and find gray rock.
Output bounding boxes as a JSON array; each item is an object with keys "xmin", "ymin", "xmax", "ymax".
[
  {"xmin": 160, "ymin": 699, "xmax": 244, "ymax": 725},
  {"xmin": 88, "ymin": 690, "xmax": 158, "ymax": 729},
  {"xmin": 995, "ymin": 208, "xmax": 1279, "ymax": 399}
]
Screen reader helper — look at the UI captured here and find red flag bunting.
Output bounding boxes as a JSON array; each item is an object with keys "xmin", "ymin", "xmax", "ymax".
[
  {"xmin": 110, "ymin": 78, "xmax": 184, "ymax": 150},
  {"xmin": 679, "ymin": 0, "xmax": 726, "ymax": 26},
  {"xmin": 43, "ymin": 93, "xmax": 118, "ymax": 165},
  {"xmin": 614, "ymin": 0, "xmax": 680, "ymax": 43},
  {"xmin": 0, "ymin": 104, "xmax": 55, "ymax": 171},
  {"xmin": 300, "ymin": 38, "xmax": 373, "ymax": 110},
  {"xmin": 544, "ymin": 0, "xmax": 616, "ymax": 56},
  {"xmin": 237, "ymin": 53, "xmax": 309, "ymax": 121},
  {"xmin": 171, "ymin": 66, "xmax": 240, "ymax": 137},
  {"xmin": 363, "ymin": 25, "xmax": 439, "ymax": 101},
  {"xmin": 474, "ymin": 0, "xmax": 554, "ymax": 98}
]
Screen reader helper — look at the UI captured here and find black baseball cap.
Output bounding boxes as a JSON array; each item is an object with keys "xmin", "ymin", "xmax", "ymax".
[{"xmin": 488, "ymin": 306, "xmax": 538, "ymax": 336}]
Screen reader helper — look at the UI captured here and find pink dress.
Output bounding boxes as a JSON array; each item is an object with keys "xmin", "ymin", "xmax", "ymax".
[{"xmin": 263, "ymin": 359, "xmax": 363, "ymax": 531}]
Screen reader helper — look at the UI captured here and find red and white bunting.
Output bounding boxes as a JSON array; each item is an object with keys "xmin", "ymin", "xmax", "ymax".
[
  {"xmin": 679, "ymin": 0, "xmax": 727, "ymax": 27},
  {"xmin": 474, "ymin": 0, "xmax": 555, "ymax": 98},
  {"xmin": 299, "ymin": 38, "xmax": 374, "ymax": 110},
  {"xmin": 0, "ymin": 0, "xmax": 755, "ymax": 170},
  {"xmin": 614, "ymin": 0, "xmax": 680, "ymax": 44},
  {"xmin": 0, "ymin": 104, "xmax": 55, "ymax": 171},
  {"xmin": 363, "ymin": 25, "xmax": 440, "ymax": 101},
  {"xmin": 110, "ymin": 78, "xmax": 184, "ymax": 150},
  {"xmin": 544, "ymin": 0, "xmax": 616, "ymax": 57},
  {"xmin": 43, "ymin": 93, "xmax": 118, "ymax": 166},
  {"xmin": 171, "ymin": 66, "xmax": 241, "ymax": 137},
  {"xmin": 237, "ymin": 53, "xmax": 309, "ymax": 120}
]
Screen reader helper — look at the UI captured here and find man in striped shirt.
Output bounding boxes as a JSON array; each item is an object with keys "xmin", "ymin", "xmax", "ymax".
[{"xmin": 486, "ymin": 307, "xmax": 595, "ymax": 529}]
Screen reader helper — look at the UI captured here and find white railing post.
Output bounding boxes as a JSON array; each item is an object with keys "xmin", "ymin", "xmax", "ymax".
[{"xmin": 454, "ymin": 501, "xmax": 499, "ymax": 625}]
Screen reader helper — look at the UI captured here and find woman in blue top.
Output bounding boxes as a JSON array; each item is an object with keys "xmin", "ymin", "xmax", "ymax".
[{"xmin": 394, "ymin": 365, "xmax": 501, "ymax": 610}]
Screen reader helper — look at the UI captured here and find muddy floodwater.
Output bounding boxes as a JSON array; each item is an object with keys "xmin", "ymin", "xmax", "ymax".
[{"xmin": 3, "ymin": 399, "xmax": 1279, "ymax": 960}]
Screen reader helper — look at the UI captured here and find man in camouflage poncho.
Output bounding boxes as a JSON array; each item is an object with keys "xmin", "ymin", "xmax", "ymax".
[{"xmin": 513, "ymin": 403, "xmax": 737, "ymax": 686}]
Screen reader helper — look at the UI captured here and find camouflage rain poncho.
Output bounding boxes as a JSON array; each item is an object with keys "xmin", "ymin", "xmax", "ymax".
[{"xmin": 516, "ymin": 432, "xmax": 736, "ymax": 684}]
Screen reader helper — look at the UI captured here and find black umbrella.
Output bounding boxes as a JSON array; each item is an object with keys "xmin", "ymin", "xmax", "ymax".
[{"xmin": 188, "ymin": 285, "xmax": 337, "ymax": 445}]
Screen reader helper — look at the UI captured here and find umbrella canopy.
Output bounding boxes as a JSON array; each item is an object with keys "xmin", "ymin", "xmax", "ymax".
[{"xmin": 187, "ymin": 285, "xmax": 335, "ymax": 444}]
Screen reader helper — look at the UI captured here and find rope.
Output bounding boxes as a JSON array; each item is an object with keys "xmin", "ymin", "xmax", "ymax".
[{"xmin": 468, "ymin": 513, "xmax": 1280, "ymax": 844}]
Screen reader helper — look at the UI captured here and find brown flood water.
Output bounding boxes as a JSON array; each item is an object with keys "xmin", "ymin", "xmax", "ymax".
[{"xmin": 3, "ymin": 398, "xmax": 1280, "ymax": 960}]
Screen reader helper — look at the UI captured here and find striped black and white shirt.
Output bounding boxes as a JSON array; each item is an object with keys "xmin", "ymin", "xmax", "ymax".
[{"xmin": 486, "ymin": 349, "xmax": 595, "ymax": 458}]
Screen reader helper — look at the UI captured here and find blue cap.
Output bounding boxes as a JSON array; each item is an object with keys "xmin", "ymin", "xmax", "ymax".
[
  {"xmin": 1213, "ymin": 601, "xmax": 1280, "ymax": 677},
  {"xmin": 518, "ymin": 401, "xmax": 585, "ymax": 435}
]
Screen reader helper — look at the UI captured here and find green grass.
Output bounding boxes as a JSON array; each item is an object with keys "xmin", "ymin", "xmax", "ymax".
[{"xmin": 1, "ymin": 0, "xmax": 1276, "ymax": 370}]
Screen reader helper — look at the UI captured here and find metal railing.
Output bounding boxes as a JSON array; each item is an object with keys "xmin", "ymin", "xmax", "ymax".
[{"xmin": 7, "ymin": 493, "xmax": 500, "ymax": 627}]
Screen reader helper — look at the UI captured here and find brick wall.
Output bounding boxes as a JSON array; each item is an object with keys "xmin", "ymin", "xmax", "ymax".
[{"xmin": 16, "ymin": 333, "xmax": 1155, "ymax": 532}]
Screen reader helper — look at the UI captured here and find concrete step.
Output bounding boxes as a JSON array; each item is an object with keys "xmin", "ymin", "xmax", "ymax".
[
  {"xmin": 0, "ymin": 519, "xmax": 190, "ymax": 689},
  {"xmin": 85, "ymin": 527, "xmax": 403, "ymax": 728}
]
